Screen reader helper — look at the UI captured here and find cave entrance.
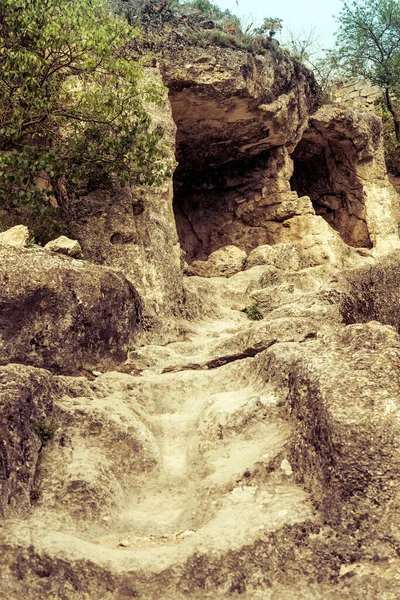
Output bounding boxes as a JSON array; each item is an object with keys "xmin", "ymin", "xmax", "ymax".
[
  {"xmin": 173, "ymin": 151, "xmax": 277, "ymax": 264},
  {"xmin": 290, "ymin": 134, "xmax": 372, "ymax": 248}
]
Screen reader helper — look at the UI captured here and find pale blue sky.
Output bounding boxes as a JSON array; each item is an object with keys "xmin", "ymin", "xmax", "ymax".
[{"xmin": 215, "ymin": 0, "xmax": 344, "ymax": 50}]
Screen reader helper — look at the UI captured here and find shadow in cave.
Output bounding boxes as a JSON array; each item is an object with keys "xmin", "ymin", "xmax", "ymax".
[
  {"xmin": 290, "ymin": 135, "xmax": 372, "ymax": 249},
  {"xmin": 173, "ymin": 151, "xmax": 274, "ymax": 263}
]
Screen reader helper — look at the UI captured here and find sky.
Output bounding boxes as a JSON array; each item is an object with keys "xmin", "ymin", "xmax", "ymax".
[{"xmin": 214, "ymin": 0, "xmax": 344, "ymax": 51}]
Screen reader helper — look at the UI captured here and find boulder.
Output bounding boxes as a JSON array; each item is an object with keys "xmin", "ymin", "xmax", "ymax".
[
  {"xmin": 0, "ymin": 224, "xmax": 29, "ymax": 248},
  {"xmin": 286, "ymin": 321, "xmax": 400, "ymax": 527},
  {"xmin": 0, "ymin": 245, "xmax": 142, "ymax": 373},
  {"xmin": 187, "ymin": 245, "xmax": 247, "ymax": 278},
  {"xmin": 44, "ymin": 236, "xmax": 83, "ymax": 258}
]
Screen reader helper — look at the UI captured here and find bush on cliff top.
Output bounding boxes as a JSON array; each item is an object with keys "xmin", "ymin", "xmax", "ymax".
[
  {"xmin": 0, "ymin": 0, "xmax": 171, "ymax": 210},
  {"xmin": 109, "ymin": 0, "xmax": 283, "ymax": 54}
]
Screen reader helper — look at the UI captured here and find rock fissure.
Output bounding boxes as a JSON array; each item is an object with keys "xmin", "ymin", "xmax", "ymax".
[{"xmin": 161, "ymin": 338, "xmax": 279, "ymax": 373}]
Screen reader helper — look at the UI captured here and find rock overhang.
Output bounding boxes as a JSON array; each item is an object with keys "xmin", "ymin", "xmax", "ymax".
[{"xmin": 162, "ymin": 45, "xmax": 318, "ymax": 175}]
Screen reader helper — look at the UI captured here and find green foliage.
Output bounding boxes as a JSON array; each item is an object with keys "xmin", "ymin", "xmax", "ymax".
[
  {"xmin": 108, "ymin": 0, "xmax": 282, "ymax": 54},
  {"xmin": 34, "ymin": 419, "xmax": 57, "ymax": 447},
  {"xmin": 334, "ymin": 0, "xmax": 400, "ymax": 87},
  {"xmin": 333, "ymin": 0, "xmax": 400, "ymax": 142},
  {"xmin": 253, "ymin": 17, "xmax": 283, "ymax": 39},
  {"xmin": 245, "ymin": 303, "xmax": 264, "ymax": 321},
  {"xmin": 0, "ymin": 0, "xmax": 171, "ymax": 209}
]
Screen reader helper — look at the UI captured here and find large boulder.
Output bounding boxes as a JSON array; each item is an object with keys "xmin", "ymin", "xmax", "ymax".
[
  {"xmin": 246, "ymin": 242, "xmax": 311, "ymax": 271},
  {"xmin": 0, "ymin": 245, "xmax": 142, "ymax": 373},
  {"xmin": 286, "ymin": 321, "xmax": 400, "ymax": 529}
]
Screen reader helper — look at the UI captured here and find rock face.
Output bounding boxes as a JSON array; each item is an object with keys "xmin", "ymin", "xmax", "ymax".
[
  {"xmin": 64, "ymin": 67, "xmax": 183, "ymax": 319},
  {"xmin": 164, "ymin": 41, "xmax": 319, "ymax": 262},
  {"xmin": 0, "ymin": 364, "xmax": 56, "ymax": 518},
  {"xmin": 2, "ymin": 245, "xmax": 400, "ymax": 599},
  {"xmin": 0, "ymin": 245, "xmax": 141, "ymax": 373},
  {"xmin": 187, "ymin": 245, "xmax": 247, "ymax": 278},
  {"xmin": 158, "ymin": 45, "xmax": 400, "ymax": 263},
  {"xmin": 163, "ymin": 45, "xmax": 317, "ymax": 174},
  {"xmin": 291, "ymin": 105, "xmax": 400, "ymax": 252},
  {"xmin": 332, "ymin": 78, "xmax": 383, "ymax": 109},
  {"xmin": 2, "ymin": 32, "xmax": 400, "ymax": 600}
]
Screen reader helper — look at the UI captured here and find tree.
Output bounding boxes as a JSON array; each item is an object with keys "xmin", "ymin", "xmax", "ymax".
[
  {"xmin": 0, "ymin": 0, "xmax": 171, "ymax": 209},
  {"xmin": 253, "ymin": 17, "xmax": 283, "ymax": 39},
  {"xmin": 285, "ymin": 28, "xmax": 339, "ymax": 100},
  {"xmin": 334, "ymin": 0, "xmax": 400, "ymax": 143}
]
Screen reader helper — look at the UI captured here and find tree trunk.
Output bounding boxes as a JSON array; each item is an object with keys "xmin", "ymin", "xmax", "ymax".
[{"xmin": 385, "ymin": 87, "xmax": 400, "ymax": 145}]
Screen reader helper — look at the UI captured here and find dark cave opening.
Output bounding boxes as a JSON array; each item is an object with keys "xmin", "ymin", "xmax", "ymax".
[
  {"xmin": 290, "ymin": 135, "xmax": 372, "ymax": 248},
  {"xmin": 173, "ymin": 151, "xmax": 276, "ymax": 263}
]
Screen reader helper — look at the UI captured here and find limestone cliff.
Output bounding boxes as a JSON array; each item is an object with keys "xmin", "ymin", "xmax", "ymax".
[{"xmin": 2, "ymin": 27, "xmax": 400, "ymax": 600}]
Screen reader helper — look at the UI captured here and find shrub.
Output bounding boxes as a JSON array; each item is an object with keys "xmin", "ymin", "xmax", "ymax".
[
  {"xmin": 0, "ymin": 0, "xmax": 172, "ymax": 211},
  {"xmin": 245, "ymin": 303, "xmax": 264, "ymax": 321},
  {"xmin": 34, "ymin": 419, "xmax": 57, "ymax": 447}
]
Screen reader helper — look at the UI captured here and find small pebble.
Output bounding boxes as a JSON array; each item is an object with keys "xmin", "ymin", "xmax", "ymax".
[
  {"xmin": 175, "ymin": 530, "xmax": 195, "ymax": 539},
  {"xmin": 118, "ymin": 539, "xmax": 131, "ymax": 547},
  {"xmin": 280, "ymin": 458, "xmax": 293, "ymax": 476}
]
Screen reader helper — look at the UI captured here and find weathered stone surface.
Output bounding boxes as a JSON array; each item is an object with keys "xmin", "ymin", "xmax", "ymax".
[
  {"xmin": 64, "ymin": 67, "xmax": 183, "ymax": 319},
  {"xmin": 44, "ymin": 236, "xmax": 83, "ymax": 258},
  {"xmin": 161, "ymin": 41, "xmax": 319, "ymax": 262},
  {"xmin": 32, "ymin": 374, "xmax": 160, "ymax": 528},
  {"xmin": 275, "ymin": 214, "xmax": 356, "ymax": 267},
  {"xmin": 286, "ymin": 321, "xmax": 400, "ymax": 528},
  {"xmin": 291, "ymin": 105, "xmax": 400, "ymax": 253},
  {"xmin": 1, "ymin": 250, "xmax": 400, "ymax": 599},
  {"xmin": 162, "ymin": 46, "xmax": 317, "ymax": 175},
  {"xmin": 0, "ymin": 224, "xmax": 29, "ymax": 248},
  {"xmin": 187, "ymin": 245, "xmax": 247, "ymax": 278},
  {"xmin": 0, "ymin": 364, "xmax": 56, "ymax": 519},
  {"xmin": 161, "ymin": 45, "xmax": 399, "ymax": 263},
  {"xmin": 340, "ymin": 251, "xmax": 400, "ymax": 331},
  {"xmin": 246, "ymin": 242, "xmax": 311, "ymax": 271},
  {"xmin": 2, "ymin": 30, "xmax": 400, "ymax": 600},
  {"xmin": 332, "ymin": 78, "xmax": 384, "ymax": 109},
  {"xmin": 0, "ymin": 245, "xmax": 142, "ymax": 373}
]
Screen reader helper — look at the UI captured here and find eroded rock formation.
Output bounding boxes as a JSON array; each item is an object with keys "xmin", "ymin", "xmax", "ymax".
[
  {"xmin": 291, "ymin": 106, "xmax": 400, "ymax": 251},
  {"xmin": 164, "ymin": 45, "xmax": 318, "ymax": 261},
  {"xmin": 161, "ymin": 44, "xmax": 400, "ymax": 265},
  {"xmin": 0, "ymin": 245, "xmax": 141, "ymax": 373},
  {"xmin": 2, "ymin": 34, "xmax": 400, "ymax": 600},
  {"xmin": 63, "ymin": 67, "xmax": 183, "ymax": 320}
]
